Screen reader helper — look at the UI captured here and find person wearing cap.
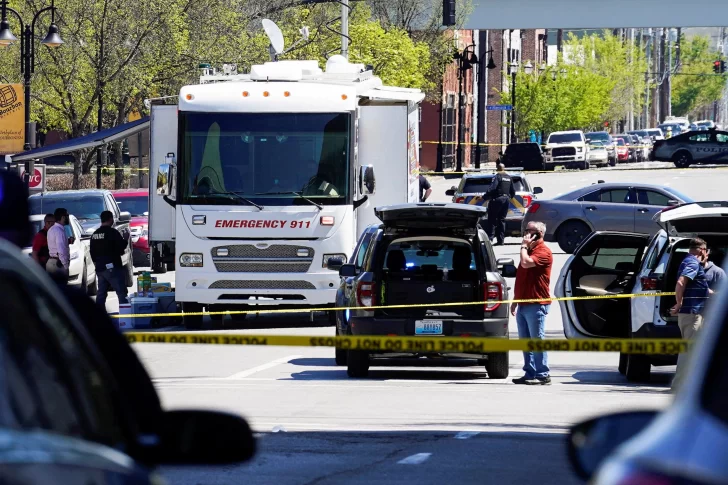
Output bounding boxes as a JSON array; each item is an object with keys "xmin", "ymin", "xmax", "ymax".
[
  {"xmin": 484, "ymin": 163, "xmax": 516, "ymax": 246},
  {"xmin": 46, "ymin": 207, "xmax": 71, "ymax": 279}
]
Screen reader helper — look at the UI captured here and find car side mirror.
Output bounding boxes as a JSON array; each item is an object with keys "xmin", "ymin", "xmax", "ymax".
[
  {"xmin": 339, "ymin": 264, "xmax": 357, "ymax": 277},
  {"xmin": 156, "ymin": 410, "xmax": 256, "ymax": 465},
  {"xmin": 568, "ymin": 411, "xmax": 657, "ymax": 480},
  {"xmin": 533, "ymin": 187, "xmax": 543, "ymax": 195},
  {"xmin": 445, "ymin": 188, "xmax": 456, "ymax": 196},
  {"xmin": 360, "ymin": 165, "xmax": 376, "ymax": 195},
  {"xmin": 667, "ymin": 199, "xmax": 680, "ymax": 207},
  {"xmin": 327, "ymin": 257, "xmax": 345, "ymax": 271},
  {"xmin": 496, "ymin": 258, "xmax": 517, "ymax": 278},
  {"xmin": 119, "ymin": 211, "xmax": 131, "ymax": 223}
]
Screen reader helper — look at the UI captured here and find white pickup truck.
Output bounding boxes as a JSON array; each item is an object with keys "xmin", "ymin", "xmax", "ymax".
[{"xmin": 543, "ymin": 130, "xmax": 589, "ymax": 170}]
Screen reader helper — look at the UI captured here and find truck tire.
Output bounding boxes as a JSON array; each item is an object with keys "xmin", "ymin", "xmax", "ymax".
[
  {"xmin": 625, "ymin": 354, "xmax": 651, "ymax": 382},
  {"xmin": 182, "ymin": 302, "xmax": 203, "ymax": 330},
  {"xmin": 347, "ymin": 350, "xmax": 369, "ymax": 377},
  {"xmin": 208, "ymin": 305, "xmax": 224, "ymax": 330},
  {"xmin": 153, "ymin": 259, "xmax": 167, "ymax": 274},
  {"xmin": 485, "ymin": 352, "xmax": 509, "ymax": 379},
  {"xmin": 335, "ymin": 328, "xmax": 348, "ymax": 366},
  {"xmin": 618, "ymin": 352, "xmax": 627, "ymax": 375}
]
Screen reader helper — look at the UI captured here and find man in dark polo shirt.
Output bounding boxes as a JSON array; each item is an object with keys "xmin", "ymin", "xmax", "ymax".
[
  {"xmin": 511, "ymin": 221, "xmax": 553, "ymax": 385},
  {"xmin": 670, "ymin": 238, "xmax": 710, "ymax": 376}
]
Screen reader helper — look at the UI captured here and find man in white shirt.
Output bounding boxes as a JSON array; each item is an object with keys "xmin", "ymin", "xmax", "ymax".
[{"xmin": 46, "ymin": 207, "xmax": 71, "ymax": 279}]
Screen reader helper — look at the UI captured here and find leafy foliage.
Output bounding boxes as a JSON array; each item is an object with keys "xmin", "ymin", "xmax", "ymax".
[{"xmin": 672, "ymin": 35, "xmax": 727, "ymax": 117}]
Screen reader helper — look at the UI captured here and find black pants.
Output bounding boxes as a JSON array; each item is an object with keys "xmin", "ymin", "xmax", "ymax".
[
  {"xmin": 485, "ymin": 196, "xmax": 510, "ymax": 244},
  {"xmin": 96, "ymin": 267, "xmax": 128, "ymax": 310}
]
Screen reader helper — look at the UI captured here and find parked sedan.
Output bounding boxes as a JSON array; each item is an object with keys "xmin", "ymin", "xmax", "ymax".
[
  {"xmin": 614, "ymin": 138, "xmax": 630, "ymax": 163},
  {"xmin": 587, "ymin": 141, "xmax": 610, "ymax": 167},
  {"xmin": 652, "ymin": 129, "xmax": 728, "ymax": 167},
  {"xmin": 521, "ymin": 182, "xmax": 694, "ymax": 253}
]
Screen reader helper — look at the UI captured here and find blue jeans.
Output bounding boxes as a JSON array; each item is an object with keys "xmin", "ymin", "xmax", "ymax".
[
  {"xmin": 96, "ymin": 267, "xmax": 128, "ymax": 310},
  {"xmin": 516, "ymin": 304, "xmax": 550, "ymax": 379}
]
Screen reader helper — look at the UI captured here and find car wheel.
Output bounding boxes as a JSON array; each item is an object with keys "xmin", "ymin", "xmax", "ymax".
[
  {"xmin": 124, "ymin": 259, "xmax": 134, "ymax": 288},
  {"xmin": 618, "ymin": 352, "xmax": 627, "ymax": 375},
  {"xmin": 335, "ymin": 328, "xmax": 348, "ymax": 366},
  {"xmin": 625, "ymin": 354, "xmax": 651, "ymax": 382},
  {"xmin": 485, "ymin": 352, "xmax": 509, "ymax": 379},
  {"xmin": 347, "ymin": 350, "xmax": 369, "ymax": 377},
  {"xmin": 672, "ymin": 151, "xmax": 692, "ymax": 168},
  {"xmin": 182, "ymin": 302, "xmax": 204, "ymax": 330},
  {"xmin": 609, "ymin": 158, "xmax": 616, "ymax": 167},
  {"xmin": 579, "ymin": 161, "xmax": 589, "ymax": 170},
  {"xmin": 557, "ymin": 221, "xmax": 591, "ymax": 254}
]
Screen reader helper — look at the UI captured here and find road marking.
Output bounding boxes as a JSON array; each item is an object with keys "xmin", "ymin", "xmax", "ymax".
[
  {"xmin": 226, "ymin": 355, "xmax": 302, "ymax": 379},
  {"xmin": 398, "ymin": 453, "xmax": 432, "ymax": 465},
  {"xmin": 454, "ymin": 431, "xmax": 481, "ymax": 440}
]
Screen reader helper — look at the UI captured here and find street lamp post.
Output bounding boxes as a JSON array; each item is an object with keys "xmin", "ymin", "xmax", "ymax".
[
  {"xmin": 0, "ymin": 0, "xmax": 63, "ymax": 186},
  {"xmin": 508, "ymin": 61, "xmax": 518, "ymax": 144},
  {"xmin": 456, "ymin": 43, "xmax": 477, "ymax": 173}
]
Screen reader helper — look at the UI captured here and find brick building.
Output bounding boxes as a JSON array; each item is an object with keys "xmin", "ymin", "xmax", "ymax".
[{"xmin": 420, "ymin": 29, "xmax": 546, "ymax": 171}]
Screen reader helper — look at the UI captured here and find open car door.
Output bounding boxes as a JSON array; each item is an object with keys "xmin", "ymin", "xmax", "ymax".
[{"xmin": 556, "ymin": 232, "xmax": 650, "ymax": 339}]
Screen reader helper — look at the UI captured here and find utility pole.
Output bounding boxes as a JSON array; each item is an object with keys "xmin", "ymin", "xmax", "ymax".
[
  {"xmin": 658, "ymin": 28, "xmax": 667, "ymax": 124},
  {"xmin": 341, "ymin": 0, "xmax": 348, "ymax": 58},
  {"xmin": 666, "ymin": 29, "xmax": 672, "ymax": 119},
  {"xmin": 557, "ymin": 29, "xmax": 563, "ymax": 53}
]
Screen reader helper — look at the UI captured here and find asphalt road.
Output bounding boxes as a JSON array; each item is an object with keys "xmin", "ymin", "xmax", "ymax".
[{"xmin": 126, "ymin": 164, "xmax": 727, "ymax": 484}]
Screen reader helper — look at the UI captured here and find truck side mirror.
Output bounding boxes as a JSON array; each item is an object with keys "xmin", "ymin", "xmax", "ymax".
[
  {"xmin": 360, "ymin": 165, "xmax": 376, "ymax": 195},
  {"xmin": 157, "ymin": 163, "xmax": 176, "ymax": 198}
]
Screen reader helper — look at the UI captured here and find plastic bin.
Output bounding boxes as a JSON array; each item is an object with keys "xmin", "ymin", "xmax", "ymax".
[
  {"xmin": 117, "ymin": 303, "xmax": 133, "ymax": 330},
  {"xmin": 127, "ymin": 297, "xmax": 159, "ymax": 329}
]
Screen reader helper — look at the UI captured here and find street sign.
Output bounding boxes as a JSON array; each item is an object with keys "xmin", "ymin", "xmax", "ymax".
[
  {"xmin": 486, "ymin": 105, "xmax": 512, "ymax": 111},
  {"xmin": 18, "ymin": 164, "xmax": 46, "ymax": 192}
]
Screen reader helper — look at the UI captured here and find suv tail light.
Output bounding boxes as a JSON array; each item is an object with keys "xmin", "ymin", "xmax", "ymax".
[
  {"xmin": 357, "ymin": 281, "xmax": 376, "ymax": 307},
  {"xmin": 484, "ymin": 282, "xmax": 503, "ymax": 311},
  {"xmin": 521, "ymin": 195, "xmax": 533, "ymax": 208},
  {"xmin": 641, "ymin": 276, "xmax": 659, "ymax": 291},
  {"xmin": 455, "ymin": 197, "xmax": 465, "ymax": 203},
  {"xmin": 527, "ymin": 202, "xmax": 541, "ymax": 214}
]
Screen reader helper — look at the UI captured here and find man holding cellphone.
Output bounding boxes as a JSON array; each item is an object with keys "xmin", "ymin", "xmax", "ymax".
[{"xmin": 511, "ymin": 221, "xmax": 553, "ymax": 385}]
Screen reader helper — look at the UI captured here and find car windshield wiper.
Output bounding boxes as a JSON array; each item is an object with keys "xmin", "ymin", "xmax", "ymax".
[
  {"xmin": 194, "ymin": 192, "xmax": 264, "ymax": 210},
  {"xmin": 255, "ymin": 191, "xmax": 323, "ymax": 210}
]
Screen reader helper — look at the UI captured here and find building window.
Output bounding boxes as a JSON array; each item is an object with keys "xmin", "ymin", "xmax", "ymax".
[{"xmin": 441, "ymin": 94, "xmax": 457, "ymax": 170}]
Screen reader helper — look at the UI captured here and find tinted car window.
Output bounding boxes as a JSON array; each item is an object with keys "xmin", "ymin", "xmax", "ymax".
[
  {"xmin": 637, "ymin": 190, "xmax": 673, "ymax": 206},
  {"xmin": 548, "ymin": 133, "xmax": 583, "ymax": 143},
  {"xmin": 580, "ymin": 189, "xmax": 631, "ymax": 203},
  {"xmin": 586, "ymin": 132, "xmax": 611, "ymax": 143},
  {"xmin": 29, "ymin": 196, "xmax": 105, "ymax": 220},
  {"xmin": 717, "ymin": 133, "xmax": 728, "ymax": 143},
  {"xmin": 581, "ymin": 247, "xmax": 642, "ymax": 271},
  {"xmin": 115, "ymin": 196, "xmax": 148, "ymax": 216},
  {"xmin": 462, "ymin": 177, "xmax": 525, "ymax": 193},
  {"xmin": 615, "ymin": 138, "xmax": 626, "ymax": 146},
  {"xmin": 689, "ymin": 133, "xmax": 710, "ymax": 142},
  {"xmin": 386, "ymin": 240, "xmax": 474, "ymax": 271}
]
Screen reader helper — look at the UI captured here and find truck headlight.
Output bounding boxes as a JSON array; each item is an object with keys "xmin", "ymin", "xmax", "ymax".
[
  {"xmin": 323, "ymin": 253, "xmax": 347, "ymax": 268},
  {"xmin": 180, "ymin": 253, "xmax": 203, "ymax": 267},
  {"xmin": 577, "ymin": 147, "xmax": 583, "ymax": 152}
]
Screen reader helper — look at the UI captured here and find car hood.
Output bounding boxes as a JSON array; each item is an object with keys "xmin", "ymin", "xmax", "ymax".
[
  {"xmin": 654, "ymin": 202, "xmax": 728, "ymax": 235},
  {"xmin": 376, "ymin": 203, "xmax": 487, "ymax": 230}
]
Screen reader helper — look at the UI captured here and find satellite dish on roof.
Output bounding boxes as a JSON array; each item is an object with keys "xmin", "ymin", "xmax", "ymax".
[{"xmin": 262, "ymin": 19, "xmax": 285, "ymax": 56}]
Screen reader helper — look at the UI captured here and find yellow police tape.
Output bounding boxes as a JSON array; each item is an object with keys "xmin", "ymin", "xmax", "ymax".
[
  {"xmin": 111, "ymin": 291, "xmax": 677, "ymax": 319},
  {"xmin": 123, "ymin": 333, "xmax": 690, "ymax": 354},
  {"xmin": 419, "ymin": 140, "xmax": 655, "ymax": 149}
]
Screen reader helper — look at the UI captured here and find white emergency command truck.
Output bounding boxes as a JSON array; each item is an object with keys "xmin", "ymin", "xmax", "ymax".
[{"xmin": 149, "ymin": 34, "xmax": 424, "ymax": 329}]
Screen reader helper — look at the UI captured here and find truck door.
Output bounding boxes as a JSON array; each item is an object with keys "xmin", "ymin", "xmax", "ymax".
[
  {"xmin": 556, "ymin": 232, "xmax": 649, "ymax": 339},
  {"xmin": 148, "ymin": 105, "xmax": 178, "ymax": 266}
]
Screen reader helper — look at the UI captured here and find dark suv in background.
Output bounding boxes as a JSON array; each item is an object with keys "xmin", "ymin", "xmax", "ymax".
[
  {"xmin": 335, "ymin": 204, "xmax": 517, "ymax": 379},
  {"xmin": 499, "ymin": 142, "xmax": 545, "ymax": 171}
]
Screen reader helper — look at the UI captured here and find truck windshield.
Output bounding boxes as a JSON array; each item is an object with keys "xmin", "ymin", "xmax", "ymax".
[
  {"xmin": 548, "ymin": 133, "xmax": 582, "ymax": 143},
  {"xmin": 179, "ymin": 112, "xmax": 351, "ymax": 206},
  {"xmin": 29, "ymin": 195, "xmax": 105, "ymax": 221}
]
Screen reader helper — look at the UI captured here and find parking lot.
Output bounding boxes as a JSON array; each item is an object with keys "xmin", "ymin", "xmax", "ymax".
[{"xmin": 110, "ymin": 164, "xmax": 728, "ymax": 484}]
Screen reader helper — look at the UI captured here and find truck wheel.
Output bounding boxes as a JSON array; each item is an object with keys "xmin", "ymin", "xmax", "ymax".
[
  {"xmin": 618, "ymin": 352, "xmax": 628, "ymax": 375},
  {"xmin": 609, "ymin": 157, "xmax": 616, "ymax": 167},
  {"xmin": 347, "ymin": 350, "xmax": 369, "ymax": 377},
  {"xmin": 208, "ymin": 305, "xmax": 224, "ymax": 330},
  {"xmin": 182, "ymin": 302, "xmax": 203, "ymax": 330},
  {"xmin": 485, "ymin": 352, "xmax": 509, "ymax": 379},
  {"xmin": 335, "ymin": 329, "xmax": 348, "ymax": 366},
  {"xmin": 557, "ymin": 221, "xmax": 590, "ymax": 254},
  {"xmin": 625, "ymin": 354, "xmax": 651, "ymax": 382},
  {"xmin": 152, "ymin": 259, "xmax": 167, "ymax": 274}
]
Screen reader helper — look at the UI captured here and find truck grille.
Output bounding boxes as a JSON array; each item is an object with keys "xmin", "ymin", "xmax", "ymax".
[
  {"xmin": 552, "ymin": 147, "xmax": 576, "ymax": 157},
  {"xmin": 210, "ymin": 280, "xmax": 316, "ymax": 290},
  {"xmin": 211, "ymin": 244, "xmax": 314, "ymax": 273}
]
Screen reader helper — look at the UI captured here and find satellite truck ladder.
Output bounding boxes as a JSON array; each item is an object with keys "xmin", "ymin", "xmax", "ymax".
[{"xmin": 148, "ymin": 22, "xmax": 424, "ymax": 329}]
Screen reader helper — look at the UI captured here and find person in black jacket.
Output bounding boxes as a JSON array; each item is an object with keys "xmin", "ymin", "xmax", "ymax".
[
  {"xmin": 91, "ymin": 210, "xmax": 129, "ymax": 309},
  {"xmin": 484, "ymin": 164, "xmax": 516, "ymax": 246}
]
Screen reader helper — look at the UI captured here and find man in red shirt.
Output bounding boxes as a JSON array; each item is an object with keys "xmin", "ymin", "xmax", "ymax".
[
  {"xmin": 510, "ymin": 221, "xmax": 553, "ymax": 385},
  {"xmin": 31, "ymin": 214, "xmax": 55, "ymax": 268}
]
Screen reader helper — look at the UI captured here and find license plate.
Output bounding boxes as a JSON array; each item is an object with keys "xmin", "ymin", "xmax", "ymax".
[{"xmin": 415, "ymin": 320, "xmax": 443, "ymax": 335}]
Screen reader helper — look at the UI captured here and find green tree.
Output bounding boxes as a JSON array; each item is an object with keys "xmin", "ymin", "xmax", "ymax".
[{"xmin": 672, "ymin": 35, "xmax": 727, "ymax": 117}]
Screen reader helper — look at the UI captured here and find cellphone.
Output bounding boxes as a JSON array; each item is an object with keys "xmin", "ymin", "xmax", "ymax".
[{"xmin": 531, "ymin": 233, "xmax": 541, "ymax": 241}]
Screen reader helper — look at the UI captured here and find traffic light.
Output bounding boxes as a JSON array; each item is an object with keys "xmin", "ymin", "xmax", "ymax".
[
  {"xmin": 443, "ymin": 0, "xmax": 456, "ymax": 26},
  {"xmin": 722, "ymin": 60, "xmax": 726, "ymax": 73},
  {"xmin": 713, "ymin": 60, "xmax": 721, "ymax": 73}
]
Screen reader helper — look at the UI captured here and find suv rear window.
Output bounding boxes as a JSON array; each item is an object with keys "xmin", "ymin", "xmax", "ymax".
[
  {"xmin": 385, "ymin": 239, "xmax": 475, "ymax": 272},
  {"xmin": 462, "ymin": 176, "xmax": 526, "ymax": 194}
]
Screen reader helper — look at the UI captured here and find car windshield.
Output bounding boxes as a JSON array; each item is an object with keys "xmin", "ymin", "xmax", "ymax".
[
  {"xmin": 28, "ymin": 195, "xmax": 105, "ymax": 220},
  {"xmin": 663, "ymin": 187, "xmax": 695, "ymax": 203},
  {"xmin": 179, "ymin": 112, "xmax": 351, "ymax": 206},
  {"xmin": 115, "ymin": 196, "xmax": 148, "ymax": 216},
  {"xmin": 548, "ymin": 133, "xmax": 582, "ymax": 143},
  {"xmin": 590, "ymin": 143, "xmax": 605, "ymax": 150},
  {"xmin": 462, "ymin": 176, "xmax": 526, "ymax": 193},
  {"xmin": 586, "ymin": 132, "xmax": 610, "ymax": 142},
  {"xmin": 615, "ymin": 138, "xmax": 626, "ymax": 146}
]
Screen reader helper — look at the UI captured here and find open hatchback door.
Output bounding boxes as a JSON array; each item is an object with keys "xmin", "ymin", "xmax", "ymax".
[
  {"xmin": 655, "ymin": 201, "xmax": 728, "ymax": 236},
  {"xmin": 556, "ymin": 231, "xmax": 650, "ymax": 339},
  {"xmin": 375, "ymin": 203, "xmax": 487, "ymax": 231}
]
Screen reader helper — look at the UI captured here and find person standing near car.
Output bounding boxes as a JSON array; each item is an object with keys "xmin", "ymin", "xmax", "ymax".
[
  {"xmin": 670, "ymin": 238, "xmax": 711, "ymax": 376},
  {"xmin": 703, "ymin": 248, "xmax": 726, "ymax": 293},
  {"xmin": 46, "ymin": 207, "xmax": 71, "ymax": 279},
  {"xmin": 91, "ymin": 210, "xmax": 129, "ymax": 310},
  {"xmin": 31, "ymin": 214, "xmax": 54, "ymax": 268},
  {"xmin": 419, "ymin": 174, "xmax": 432, "ymax": 202},
  {"xmin": 511, "ymin": 221, "xmax": 553, "ymax": 385},
  {"xmin": 484, "ymin": 163, "xmax": 516, "ymax": 246}
]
